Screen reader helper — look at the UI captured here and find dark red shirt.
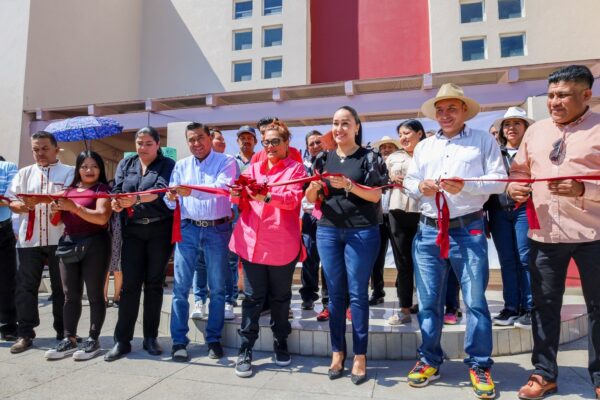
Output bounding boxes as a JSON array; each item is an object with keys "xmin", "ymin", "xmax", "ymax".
[{"xmin": 62, "ymin": 183, "xmax": 111, "ymax": 236}]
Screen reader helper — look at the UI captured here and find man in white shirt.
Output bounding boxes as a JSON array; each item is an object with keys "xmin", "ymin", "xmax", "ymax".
[
  {"xmin": 403, "ymin": 84, "xmax": 506, "ymax": 399},
  {"xmin": 6, "ymin": 131, "xmax": 74, "ymax": 353}
]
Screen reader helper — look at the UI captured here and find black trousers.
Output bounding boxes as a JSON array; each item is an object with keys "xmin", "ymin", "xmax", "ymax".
[
  {"xmin": 387, "ymin": 210, "xmax": 420, "ymax": 308},
  {"xmin": 0, "ymin": 221, "xmax": 17, "ymax": 334},
  {"xmin": 370, "ymin": 215, "xmax": 391, "ymax": 298},
  {"xmin": 239, "ymin": 257, "xmax": 296, "ymax": 348},
  {"xmin": 16, "ymin": 245, "xmax": 64, "ymax": 338},
  {"xmin": 60, "ymin": 231, "xmax": 111, "ymax": 340},
  {"xmin": 114, "ymin": 219, "xmax": 173, "ymax": 343},
  {"xmin": 529, "ymin": 239, "xmax": 600, "ymax": 387},
  {"xmin": 300, "ymin": 212, "xmax": 329, "ymax": 303}
]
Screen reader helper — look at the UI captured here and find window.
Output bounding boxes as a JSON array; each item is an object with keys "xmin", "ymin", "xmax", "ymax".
[
  {"xmin": 263, "ymin": 58, "xmax": 282, "ymax": 79},
  {"xmin": 263, "ymin": 26, "xmax": 282, "ymax": 47},
  {"xmin": 498, "ymin": 0, "xmax": 522, "ymax": 19},
  {"xmin": 233, "ymin": 61, "xmax": 252, "ymax": 82},
  {"xmin": 234, "ymin": 0, "xmax": 252, "ymax": 19},
  {"xmin": 263, "ymin": 0, "xmax": 282, "ymax": 15},
  {"xmin": 500, "ymin": 33, "xmax": 525, "ymax": 57},
  {"xmin": 460, "ymin": 1, "xmax": 484, "ymax": 23},
  {"xmin": 461, "ymin": 37, "xmax": 486, "ymax": 61},
  {"xmin": 233, "ymin": 30, "xmax": 252, "ymax": 50}
]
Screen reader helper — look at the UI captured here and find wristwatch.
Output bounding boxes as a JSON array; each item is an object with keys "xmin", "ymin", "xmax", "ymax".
[{"xmin": 264, "ymin": 193, "xmax": 272, "ymax": 203}]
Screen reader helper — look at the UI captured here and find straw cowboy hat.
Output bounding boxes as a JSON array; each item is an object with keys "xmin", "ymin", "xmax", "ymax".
[
  {"xmin": 372, "ymin": 135, "xmax": 402, "ymax": 150},
  {"xmin": 421, "ymin": 83, "xmax": 480, "ymax": 121},
  {"xmin": 493, "ymin": 106, "xmax": 536, "ymax": 131}
]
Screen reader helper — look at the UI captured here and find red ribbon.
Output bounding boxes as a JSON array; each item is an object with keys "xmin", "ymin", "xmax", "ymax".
[{"xmin": 435, "ymin": 191, "xmax": 451, "ymax": 259}]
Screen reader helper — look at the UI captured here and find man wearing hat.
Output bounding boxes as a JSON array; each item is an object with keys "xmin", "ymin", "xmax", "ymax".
[
  {"xmin": 368, "ymin": 136, "xmax": 401, "ymax": 305},
  {"xmin": 508, "ymin": 65, "xmax": 600, "ymax": 400},
  {"xmin": 404, "ymin": 83, "xmax": 507, "ymax": 398}
]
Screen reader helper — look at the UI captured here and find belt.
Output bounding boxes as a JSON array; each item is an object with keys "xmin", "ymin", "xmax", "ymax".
[
  {"xmin": 129, "ymin": 216, "xmax": 171, "ymax": 225},
  {"xmin": 186, "ymin": 217, "xmax": 229, "ymax": 228},
  {"xmin": 420, "ymin": 210, "xmax": 483, "ymax": 229},
  {"xmin": 0, "ymin": 218, "xmax": 12, "ymax": 229}
]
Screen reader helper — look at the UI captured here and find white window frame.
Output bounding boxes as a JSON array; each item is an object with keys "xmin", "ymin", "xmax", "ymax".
[
  {"xmin": 498, "ymin": 0, "xmax": 524, "ymax": 20},
  {"xmin": 232, "ymin": 60, "xmax": 253, "ymax": 82},
  {"xmin": 262, "ymin": 25, "xmax": 283, "ymax": 47},
  {"xmin": 459, "ymin": 0, "xmax": 485, "ymax": 24},
  {"xmin": 233, "ymin": 0, "xmax": 253, "ymax": 20},
  {"xmin": 461, "ymin": 36, "xmax": 487, "ymax": 62},
  {"xmin": 233, "ymin": 29, "xmax": 253, "ymax": 51},
  {"xmin": 262, "ymin": 57, "xmax": 283, "ymax": 79},
  {"xmin": 499, "ymin": 32, "xmax": 527, "ymax": 58},
  {"xmin": 263, "ymin": 0, "xmax": 282, "ymax": 16}
]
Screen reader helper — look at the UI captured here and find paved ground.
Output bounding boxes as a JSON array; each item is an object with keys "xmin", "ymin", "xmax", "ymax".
[{"xmin": 0, "ymin": 296, "xmax": 597, "ymax": 400}]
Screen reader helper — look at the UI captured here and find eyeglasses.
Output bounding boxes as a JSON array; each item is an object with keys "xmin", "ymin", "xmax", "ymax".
[
  {"xmin": 261, "ymin": 138, "xmax": 282, "ymax": 147},
  {"xmin": 308, "ymin": 140, "xmax": 322, "ymax": 147},
  {"xmin": 549, "ymin": 137, "xmax": 566, "ymax": 165}
]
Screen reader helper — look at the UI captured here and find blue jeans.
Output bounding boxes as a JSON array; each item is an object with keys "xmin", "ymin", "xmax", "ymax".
[
  {"xmin": 193, "ymin": 249, "xmax": 238, "ymax": 305},
  {"xmin": 413, "ymin": 217, "xmax": 493, "ymax": 369},
  {"xmin": 171, "ymin": 220, "xmax": 232, "ymax": 345},
  {"xmin": 316, "ymin": 225, "xmax": 380, "ymax": 355},
  {"xmin": 488, "ymin": 205, "xmax": 532, "ymax": 312}
]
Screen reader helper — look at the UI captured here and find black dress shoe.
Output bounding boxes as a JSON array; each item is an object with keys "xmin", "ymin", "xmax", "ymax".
[
  {"xmin": 351, "ymin": 356, "xmax": 367, "ymax": 385},
  {"xmin": 143, "ymin": 337, "xmax": 163, "ymax": 356},
  {"xmin": 368, "ymin": 295, "xmax": 384, "ymax": 306},
  {"xmin": 207, "ymin": 342, "xmax": 224, "ymax": 359},
  {"xmin": 301, "ymin": 299, "xmax": 314, "ymax": 310},
  {"xmin": 0, "ymin": 331, "xmax": 18, "ymax": 342},
  {"xmin": 328, "ymin": 344, "xmax": 347, "ymax": 380},
  {"xmin": 104, "ymin": 342, "xmax": 131, "ymax": 362}
]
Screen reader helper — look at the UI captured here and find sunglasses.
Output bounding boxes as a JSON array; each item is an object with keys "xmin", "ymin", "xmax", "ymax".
[
  {"xmin": 262, "ymin": 138, "xmax": 282, "ymax": 147},
  {"xmin": 549, "ymin": 137, "xmax": 566, "ymax": 165},
  {"xmin": 308, "ymin": 140, "xmax": 322, "ymax": 147}
]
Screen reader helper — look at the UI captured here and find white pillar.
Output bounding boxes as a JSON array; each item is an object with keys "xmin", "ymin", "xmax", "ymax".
[{"xmin": 166, "ymin": 122, "xmax": 191, "ymax": 161}]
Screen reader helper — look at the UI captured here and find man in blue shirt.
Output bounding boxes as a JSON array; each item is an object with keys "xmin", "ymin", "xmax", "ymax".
[
  {"xmin": 0, "ymin": 155, "xmax": 18, "ymax": 341},
  {"xmin": 166, "ymin": 122, "xmax": 237, "ymax": 362}
]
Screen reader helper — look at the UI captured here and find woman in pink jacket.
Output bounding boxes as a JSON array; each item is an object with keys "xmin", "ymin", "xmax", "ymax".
[{"xmin": 229, "ymin": 121, "xmax": 306, "ymax": 378}]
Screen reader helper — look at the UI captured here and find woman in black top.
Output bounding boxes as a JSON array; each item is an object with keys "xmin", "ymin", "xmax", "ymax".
[
  {"xmin": 105, "ymin": 126, "xmax": 175, "ymax": 362},
  {"xmin": 306, "ymin": 106, "xmax": 387, "ymax": 385}
]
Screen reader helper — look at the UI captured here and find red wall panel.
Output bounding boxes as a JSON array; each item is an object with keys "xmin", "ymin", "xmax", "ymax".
[{"xmin": 310, "ymin": 0, "xmax": 431, "ymax": 83}]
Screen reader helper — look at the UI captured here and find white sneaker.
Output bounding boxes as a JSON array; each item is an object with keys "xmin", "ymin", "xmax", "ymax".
[
  {"xmin": 45, "ymin": 338, "xmax": 78, "ymax": 359},
  {"xmin": 191, "ymin": 301, "xmax": 208, "ymax": 320},
  {"xmin": 224, "ymin": 303, "xmax": 236, "ymax": 320},
  {"xmin": 72, "ymin": 338, "xmax": 101, "ymax": 361}
]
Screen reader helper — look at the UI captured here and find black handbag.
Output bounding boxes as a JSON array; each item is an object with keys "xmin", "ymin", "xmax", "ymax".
[{"xmin": 55, "ymin": 235, "xmax": 92, "ymax": 264}]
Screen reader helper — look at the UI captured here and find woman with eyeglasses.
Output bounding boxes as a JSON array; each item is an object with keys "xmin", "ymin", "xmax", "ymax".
[
  {"xmin": 305, "ymin": 106, "xmax": 388, "ymax": 385},
  {"xmin": 229, "ymin": 121, "xmax": 307, "ymax": 378},
  {"xmin": 486, "ymin": 107, "xmax": 535, "ymax": 328},
  {"xmin": 45, "ymin": 151, "xmax": 112, "ymax": 360}
]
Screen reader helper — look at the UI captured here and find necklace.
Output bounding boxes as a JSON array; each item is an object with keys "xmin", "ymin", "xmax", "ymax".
[{"xmin": 337, "ymin": 145, "xmax": 359, "ymax": 163}]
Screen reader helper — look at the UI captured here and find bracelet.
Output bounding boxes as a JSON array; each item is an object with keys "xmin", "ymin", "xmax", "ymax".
[{"xmin": 344, "ymin": 180, "xmax": 353, "ymax": 193}]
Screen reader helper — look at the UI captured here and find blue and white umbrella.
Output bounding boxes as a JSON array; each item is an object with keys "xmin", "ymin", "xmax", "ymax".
[{"xmin": 45, "ymin": 116, "xmax": 123, "ymax": 143}]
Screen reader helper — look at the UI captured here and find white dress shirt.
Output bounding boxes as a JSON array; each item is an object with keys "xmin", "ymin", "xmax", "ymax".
[
  {"xmin": 6, "ymin": 161, "xmax": 75, "ymax": 248},
  {"xmin": 404, "ymin": 126, "xmax": 507, "ymax": 218}
]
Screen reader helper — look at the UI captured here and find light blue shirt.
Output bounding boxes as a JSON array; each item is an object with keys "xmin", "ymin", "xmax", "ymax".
[
  {"xmin": 165, "ymin": 150, "xmax": 236, "ymax": 221},
  {"xmin": 0, "ymin": 161, "xmax": 17, "ymax": 222},
  {"xmin": 404, "ymin": 126, "xmax": 507, "ymax": 218}
]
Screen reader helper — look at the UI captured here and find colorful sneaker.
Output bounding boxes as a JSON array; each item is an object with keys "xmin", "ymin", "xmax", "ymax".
[
  {"xmin": 443, "ymin": 312, "xmax": 458, "ymax": 325},
  {"xmin": 316, "ymin": 306, "xmax": 330, "ymax": 322},
  {"xmin": 407, "ymin": 361, "xmax": 440, "ymax": 387},
  {"xmin": 514, "ymin": 310, "xmax": 532, "ymax": 330},
  {"xmin": 469, "ymin": 367, "xmax": 496, "ymax": 399},
  {"xmin": 493, "ymin": 308, "xmax": 519, "ymax": 326}
]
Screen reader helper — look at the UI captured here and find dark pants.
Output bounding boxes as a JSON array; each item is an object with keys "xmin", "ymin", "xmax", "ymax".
[
  {"xmin": 239, "ymin": 257, "xmax": 296, "ymax": 348},
  {"xmin": 300, "ymin": 212, "xmax": 328, "ymax": 303},
  {"xmin": 529, "ymin": 239, "xmax": 600, "ymax": 387},
  {"xmin": 16, "ymin": 245, "xmax": 64, "ymax": 338},
  {"xmin": 0, "ymin": 221, "xmax": 17, "ymax": 335},
  {"xmin": 388, "ymin": 210, "xmax": 419, "ymax": 308},
  {"xmin": 370, "ymin": 215, "xmax": 391, "ymax": 299},
  {"xmin": 446, "ymin": 269, "xmax": 460, "ymax": 312},
  {"xmin": 60, "ymin": 231, "xmax": 111, "ymax": 340},
  {"xmin": 114, "ymin": 219, "xmax": 173, "ymax": 343}
]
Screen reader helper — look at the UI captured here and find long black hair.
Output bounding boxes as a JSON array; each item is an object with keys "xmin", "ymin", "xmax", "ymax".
[
  {"xmin": 136, "ymin": 126, "xmax": 163, "ymax": 155},
  {"xmin": 337, "ymin": 105, "xmax": 362, "ymax": 146},
  {"xmin": 70, "ymin": 151, "xmax": 108, "ymax": 188}
]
